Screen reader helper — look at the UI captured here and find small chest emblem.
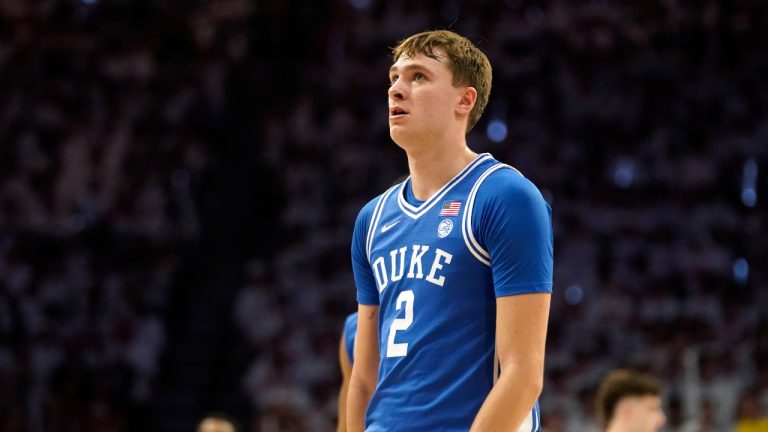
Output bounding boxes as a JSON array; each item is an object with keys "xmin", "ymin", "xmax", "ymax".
[
  {"xmin": 437, "ymin": 219, "xmax": 454, "ymax": 238},
  {"xmin": 381, "ymin": 219, "xmax": 401, "ymax": 233}
]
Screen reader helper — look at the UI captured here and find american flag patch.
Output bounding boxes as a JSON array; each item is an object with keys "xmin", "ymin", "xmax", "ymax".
[{"xmin": 440, "ymin": 200, "xmax": 462, "ymax": 216}]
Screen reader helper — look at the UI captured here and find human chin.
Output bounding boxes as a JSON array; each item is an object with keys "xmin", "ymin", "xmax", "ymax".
[
  {"xmin": 389, "ymin": 125, "xmax": 418, "ymax": 147},
  {"xmin": 389, "ymin": 124, "xmax": 406, "ymax": 142}
]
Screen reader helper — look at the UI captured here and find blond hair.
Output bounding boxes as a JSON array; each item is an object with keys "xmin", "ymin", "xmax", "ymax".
[{"xmin": 392, "ymin": 30, "xmax": 492, "ymax": 133}]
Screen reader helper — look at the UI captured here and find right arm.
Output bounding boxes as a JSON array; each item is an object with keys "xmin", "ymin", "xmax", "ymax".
[
  {"xmin": 347, "ymin": 198, "xmax": 382, "ymax": 432},
  {"xmin": 346, "ymin": 305, "xmax": 379, "ymax": 432}
]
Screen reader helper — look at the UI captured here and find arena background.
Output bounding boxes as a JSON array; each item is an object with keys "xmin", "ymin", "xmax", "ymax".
[{"xmin": 0, "ymin": 0, "xmax": 766, "ymax": 431}]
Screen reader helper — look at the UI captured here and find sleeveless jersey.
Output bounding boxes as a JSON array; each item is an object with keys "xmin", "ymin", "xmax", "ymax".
[{"xmin": 351, "ymin": 153, "xmax": 552, "ymax": 431}]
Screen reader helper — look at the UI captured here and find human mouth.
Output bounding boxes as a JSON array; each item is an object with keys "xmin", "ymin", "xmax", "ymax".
[{"xmin": 389, "ymin": 106, "xmax": 408, "ymax": 119}]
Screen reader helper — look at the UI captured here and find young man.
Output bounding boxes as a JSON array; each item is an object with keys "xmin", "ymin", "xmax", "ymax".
[
  {"xmin": 347, "ymin": 30, "xmax": 553, "ymax": 431},
  {"xmin": 595, "ymin": 369, "xmax": 667, "ymax": 432}
]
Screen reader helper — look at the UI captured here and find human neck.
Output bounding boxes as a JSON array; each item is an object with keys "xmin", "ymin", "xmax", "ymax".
[{"xmin": 405, "ymin": 143, "xmax": 478, "ymax": 201}]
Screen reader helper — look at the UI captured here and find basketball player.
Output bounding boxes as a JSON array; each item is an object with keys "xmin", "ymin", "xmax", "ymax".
[
  {"xmin": 347, "ymin": 30, "xmax": 553, "ymax": 431},
  {"xmin": 338, "ymin": 312, "xmax": 358, "ymax": 432},
  {"xmin": 595, "ymin": 369, "xmax": 667, "ymax": 432}
]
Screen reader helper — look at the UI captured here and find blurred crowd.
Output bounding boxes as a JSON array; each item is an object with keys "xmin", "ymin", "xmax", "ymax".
[
  {"xmin": 0, "ymin": 0, "xmax": 217, "ymax": 430},
  {"xmin": 1, "ymin": 0, "xmax": 767, "ymax": 431}
]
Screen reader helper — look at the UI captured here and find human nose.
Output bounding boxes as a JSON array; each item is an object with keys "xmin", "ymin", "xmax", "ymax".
[{"xmin": 388, "ymin": 78, "xmax": 405, "ymax": 101}]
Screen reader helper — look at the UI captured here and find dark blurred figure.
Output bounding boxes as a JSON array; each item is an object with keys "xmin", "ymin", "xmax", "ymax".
[{"xmin": 733, "ymin": 388, "xmax": 768, "ymax": 432}]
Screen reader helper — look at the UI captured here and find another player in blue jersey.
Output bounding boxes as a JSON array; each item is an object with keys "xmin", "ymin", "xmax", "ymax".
[
  {"xmin": 338, "ymin": 312, "xmax": 358, "ymax": 432},
  {"xmin": 347, "ymin": 30, "xmax": 553, "ymax": 431}
]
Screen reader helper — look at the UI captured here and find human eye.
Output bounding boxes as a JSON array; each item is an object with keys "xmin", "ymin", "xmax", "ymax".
[
  {"xmin": 389, "ymin": 75, "xmax": 398, "ymax": 85},
  {"xmin": 414, "ymin": 72, "xmax": 425, "ymax": 80}
]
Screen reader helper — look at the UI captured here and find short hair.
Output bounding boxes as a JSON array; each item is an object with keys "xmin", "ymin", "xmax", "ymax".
[
  {"xmin": 595, "ymin": 369, "xmax": 662, "ymax": 426},
  {"xmin": 392, "ymin": 30, "xmax": 492, "ymax": 133},
  {"xmin": 196, "ymin": 412, "xmax": 240, "ymax": 432}
]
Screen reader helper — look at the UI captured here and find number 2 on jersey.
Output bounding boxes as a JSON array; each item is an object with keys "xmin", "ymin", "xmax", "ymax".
[{"xmin": 386, "ymin": 290, "xmax": 414, "ymax": 358}]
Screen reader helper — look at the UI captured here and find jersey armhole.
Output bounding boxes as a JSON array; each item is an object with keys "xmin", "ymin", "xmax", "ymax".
[
  {"xmin": 365, "ymin": 184, "xmax": 399, "ymax": 263},
  {"xmin": 461, "ymin": 164, "xmax": 524, "ymax": 266}
]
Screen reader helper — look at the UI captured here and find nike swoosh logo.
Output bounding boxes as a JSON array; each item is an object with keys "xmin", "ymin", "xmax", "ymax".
[{"xmin": 381, "ymin": 220, "xmax": 401, "ymax": 233}]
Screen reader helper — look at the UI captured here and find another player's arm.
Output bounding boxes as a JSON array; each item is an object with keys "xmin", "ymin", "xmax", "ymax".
[
  {"xmin": 337, "ymin": 329, "xmax": 352, "ymax": 432},
  {"xmin": 470, "ymin": 292, "xmax": 550, "ymax": 431},
  {"xmin": 346, "ymin": 305, "xmax": 379, "ymax": 432}
]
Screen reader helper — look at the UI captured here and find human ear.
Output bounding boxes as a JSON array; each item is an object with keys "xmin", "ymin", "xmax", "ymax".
[{"xmin": 456, "ymin": 86, "xmax": 477, "ymax": 115}]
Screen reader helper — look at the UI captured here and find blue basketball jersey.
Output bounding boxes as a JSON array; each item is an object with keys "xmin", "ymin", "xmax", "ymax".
[
  {"xmin": 351, "ymin": 153, "xmax": 552, "ymax": 432},
  {"xmin": 344, "ymin": 312, "xmax": 358, "ymax": 364}
]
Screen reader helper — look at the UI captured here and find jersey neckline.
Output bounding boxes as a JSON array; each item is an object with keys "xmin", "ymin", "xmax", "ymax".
[{"xmin": 396, "ymin": 153, "xmax": 493, "ymax": 220}]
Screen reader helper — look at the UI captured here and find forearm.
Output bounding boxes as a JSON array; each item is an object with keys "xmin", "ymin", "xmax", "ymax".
[
  {"xmin": 346, "ymin": 382, "xmax": 374, "ymax": 432},
  {"xmin": 470, "ymin": 363, "xmax": 543, "ymax": 431},
  {"xmin": 346, "ymin": 304, "xmax": 379, "ymax": 431}
]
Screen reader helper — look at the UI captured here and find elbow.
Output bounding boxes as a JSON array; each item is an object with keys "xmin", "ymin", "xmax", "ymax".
[
  {"xmin": 349, "ymin": 368, "xmax": 377, "ymax": 398},
  {"xmin": 529, "ymin": 359, "xmax": 545, "ymax": 397},
  {"xmin": 501, "ymin": 360, "xmax": 544, "ymax": 400},
  {"xmin": 529, "ymin": 371, "xmax": 544, "ymax": 398},
  {"xmin": 348, "ymin": 379, "xmax": 374, "ymax": 399},
  {"xmin": 516, "ymin": 368, "xmax": 543, "ymax": 408}
]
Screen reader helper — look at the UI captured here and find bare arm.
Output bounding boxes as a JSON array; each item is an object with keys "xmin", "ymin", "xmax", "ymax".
[
  {"xmin": 337, "ymin": 330, "xmax": 352, "ymax": 432},
  {"xmin": 346, "ymin": 304, "xmax": 379, "ymax": 432},
  {"xmin": 471, "ymin": 293, "xmax": 551, "ymax": 431}
]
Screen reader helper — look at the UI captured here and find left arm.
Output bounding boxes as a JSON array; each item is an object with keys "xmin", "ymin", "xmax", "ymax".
[
  {"xmin": 469, "ymin": 169, "xmax": 554, "ymax": 430},
  {"xmin": 470, "ymin": 292, "xmax": 550, "ymax": 431}
]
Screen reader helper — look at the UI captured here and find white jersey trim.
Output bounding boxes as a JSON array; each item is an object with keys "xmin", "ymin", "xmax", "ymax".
[
  {"xmin": 366, "ymin": 184, "xmax": 399, "ymax": 262},
  {"xmin": 462, "ymin": 163, "xmax": 524, "ymax": 266},
  {"xmin": 518, "ymin": 411, "xmax": 533, "ymax": 432},
  {"xmin": 396, "ymin": 153, "xmax": 492, "ymax": 220}
]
